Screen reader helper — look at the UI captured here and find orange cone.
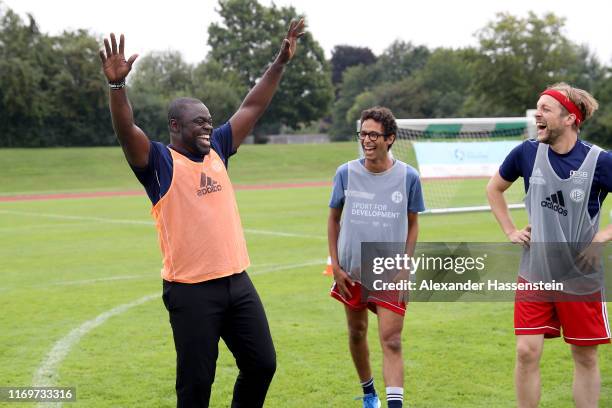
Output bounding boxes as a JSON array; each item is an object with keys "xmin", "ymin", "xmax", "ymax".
[{"xmin": 322, "ymin": 256, "xmax": 333, "ymax": 276}]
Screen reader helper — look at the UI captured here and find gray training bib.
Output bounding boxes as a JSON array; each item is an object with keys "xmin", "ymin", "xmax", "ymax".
[
  {"xmin": 338, "ymin": 159, "xmax": 408, "ymax": 282},
  {"xmin": 520, "ymin": 142, "xmax": 603, "ymax": 294}
]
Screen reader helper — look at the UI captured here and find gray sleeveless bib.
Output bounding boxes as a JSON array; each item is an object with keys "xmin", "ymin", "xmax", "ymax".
[
  {"xmin": 338, "ymin": 159, "xmax": 409, "ymax": 281},
  {"xmin": 520, "ymin": 142, "xmax": 603, "ymax": 294}
]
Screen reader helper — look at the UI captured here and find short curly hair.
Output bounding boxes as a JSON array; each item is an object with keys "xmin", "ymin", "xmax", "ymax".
[
  {"xmin": 360, "ymin": 106, "xmax": 397, "ymax": 150},
  {"xmin": 168, "ymin": 97, "xmax": 203, "ymax": 124}
]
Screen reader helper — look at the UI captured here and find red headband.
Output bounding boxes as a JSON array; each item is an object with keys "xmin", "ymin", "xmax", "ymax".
[{"xmin": 540, "ymin": 89, "xmax": 584, "ymax": 126}]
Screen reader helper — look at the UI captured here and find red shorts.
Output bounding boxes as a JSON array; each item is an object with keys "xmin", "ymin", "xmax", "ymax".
[
  {"xmin": 514, "ymin": 279, "xmax": 611, "ymax": 345},
  {"xmin": 330, "ymin": 281, "xmax": 406, "ymax": 316}
]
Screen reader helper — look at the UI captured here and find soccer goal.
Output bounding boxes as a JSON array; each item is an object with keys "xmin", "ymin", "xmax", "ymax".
[{"xmin": 359, "ymin": 113, "xmax": 536, "ymax": 214}]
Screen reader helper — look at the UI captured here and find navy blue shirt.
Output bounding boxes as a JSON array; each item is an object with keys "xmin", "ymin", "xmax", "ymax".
[
  {"xmin": 131, "ymin": 122, "xmax": 235, "ymax": 205},
  {"xmin": 499, "ymin": 139, "xmax": 612, "ymax": 218}
]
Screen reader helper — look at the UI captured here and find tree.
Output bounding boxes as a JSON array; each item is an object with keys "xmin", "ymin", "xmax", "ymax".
[
  {"xmin": 129, "ymin": 51, "xmax": 192, "ymax": 97},
  {"xmin": 0, "ymin": 3, "xmax": 112, "ymax": 147},
  {"xmin": 330, "ymin": 45, "xmax": 376, "ymax": 86},
  {"xmin": 472, "ymin": 12, "xmax": 605, "ymax": 116},
  {"xmin": 128, "ymin": 51, "xmax": 193, "ymax": 139},
  {"xmin": 0, "ymin": 7, "xmax": 48, "ymax": 146},
  {"xmin": 330, "ymin": 63, "xmax": 383, "ymax": 140},
  {"xmin": 419, "ymin": 47, "xmax": 480, "ymax": 118},
  {"xmin": 207, "ymin": 0, "xmax": 333, "ymax": 133},
  {"xmin": 377, "ymin": 40, "xmax": 430, "ymax": 83},
  {"xmin": 329, "ymin": 41, "xmax": 431, "ymax": 139},
  {"xmin": 191, "ymin": 59, "xmax": 247, "ymax": 126},
  {"xmin": 127, "ymin": 52, "xmax": 249, "ymax": 139},
  {"xmin": 344, "ymin": 57, "xmax": 462, "ymax": 125},
  {"xmin": 583, "ymin": 70, "xmax": 612, "ymax": 148},
  {"xmin": 46, "ymin": 29, "xmax": 112, "ymax": 146}
]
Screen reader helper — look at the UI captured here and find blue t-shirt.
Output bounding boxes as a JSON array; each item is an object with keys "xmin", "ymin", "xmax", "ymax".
[
  {"xmin": 131, "ymin": 122, "xmax": 235, "ymax": 205},
  {"xmin": 499, "ymin": 139, "xmax": 612, "ymax": 218},
  {"xmin": 329, "ymin": 159, "xmax": 426, "ymax": 213}
]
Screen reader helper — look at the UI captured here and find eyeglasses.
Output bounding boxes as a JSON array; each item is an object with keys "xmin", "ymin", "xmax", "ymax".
[{"xmin": 356, "ymin": 131, "xmax": 387, "ymax": 141}]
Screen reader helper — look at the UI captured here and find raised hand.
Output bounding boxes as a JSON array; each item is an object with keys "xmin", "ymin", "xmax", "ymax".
[
  {"xmin": 99, "ymin": 33, "xmax": 138, "ymax": 83},
  {"xmin": 276, "ymin": 18, "xmax": 305, "ymax": 65}
]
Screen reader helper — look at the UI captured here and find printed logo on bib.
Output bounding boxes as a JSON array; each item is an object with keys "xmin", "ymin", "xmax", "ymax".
[
  {"xmin": 570, "ymin": 170, "xmax": 588, "ymax": 185},
  {"xmin": 211, "ymin": 159, "xmax": 223, "ymax": 173},
  {"xmin": 530, "ymin": 177, "xmax": 546, "ymax": 185},
  {"xmin": 197, "ymin": 172, "xmax": 222, "ymax": 196},
  {"xmin": 351, "ymin": 202, "xmax": 400, "ymax": 219},
  {"xmin": 530, "ymin": 167, "xmax": 546, "ymax": 185},
  {"xmin": 570, "ymin": 188, "xmax": 585, "ymax": 203},
  {"xmin": 345, "ymin": 190, "xmax": 375, "ymax": 200},
  {"xmin": 540, "ymin": 190, "xmax": 568, "ymax": 216},
  {"xmin": 391, "ymin": 191, "xmax": 403, "ymax": 203}
]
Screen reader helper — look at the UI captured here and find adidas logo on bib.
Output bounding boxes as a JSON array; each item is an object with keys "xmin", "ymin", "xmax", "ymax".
[
  {"xmin": 540, "ymin": 190, "xmax": 567, "ymax": 216},
  {"xmin": 196, "ymin": 172, "xmax": 222, "ymax": 196}
]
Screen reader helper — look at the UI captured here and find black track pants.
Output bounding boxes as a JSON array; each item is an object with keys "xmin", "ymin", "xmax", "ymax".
[{"xmin": 162, "ymin": 272, "xmax": 276, "ymax": 408}]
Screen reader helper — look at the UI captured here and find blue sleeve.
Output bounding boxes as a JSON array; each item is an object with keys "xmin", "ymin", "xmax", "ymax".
[
  {"xmin": 498, "ymin": 142, "xmax": 524, "ymax": 182},
  {"xmin": 130, "ymin": 141, "xmax": 173, "ymax": 205},
  {"xmin": 596, "ymin": 150, "xmax": 612, "ymax": 193},
  {"xmin": 593, "ymin": 150, "xmax": 612, "ymax": 194},
  {"xmin": 329, "ymin": 164, "xmax": 348, "ymax": 208},
  {"xmin": 406, "ymin": 166, "xmax": 426, "ymax": 213},
  {"xmin": 211, "ymin": 122, "xmax": 236, "ymax": 167}
]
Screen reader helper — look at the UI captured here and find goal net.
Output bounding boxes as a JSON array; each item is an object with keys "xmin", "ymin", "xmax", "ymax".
[{"xmin": 359, "ymin": 115, "xmax": 535, "ymax": 214}]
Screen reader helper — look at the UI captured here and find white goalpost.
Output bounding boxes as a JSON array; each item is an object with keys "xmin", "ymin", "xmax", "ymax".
[{"xmin": 358, "ymin": 112, "xmax": 536, "ymax": 214}]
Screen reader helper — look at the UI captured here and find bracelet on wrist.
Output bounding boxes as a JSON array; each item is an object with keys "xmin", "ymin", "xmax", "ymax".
[{"xmin": 109, "ymin": 80, "xmax": 126, "ymax": 90}]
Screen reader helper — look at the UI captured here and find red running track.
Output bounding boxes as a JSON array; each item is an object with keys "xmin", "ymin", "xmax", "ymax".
[{"xmin": 0, "ymin": 181, "xmax": 332, "ymax": 202}]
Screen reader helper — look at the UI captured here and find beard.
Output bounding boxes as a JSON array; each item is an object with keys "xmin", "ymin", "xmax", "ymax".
[
  {"xmin": 195, "ymin": 142, "xmax": 211, "ymax": 156},
  {"xmin": 537, "ymin": 127, "xmax": 562, "ymax": 145},
  {"xmin": 191, "ymin": 135, "xmax": 211, "ymax": 156}
]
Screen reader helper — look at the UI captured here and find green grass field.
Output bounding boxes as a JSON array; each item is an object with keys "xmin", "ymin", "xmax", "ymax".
[
  {"xmin": 0, "ymin": 142, "xmax": 525, "ymax": 210},
  {"xmin": 0, "ymin": 143, "xmax": 610, "ymax": 407}
]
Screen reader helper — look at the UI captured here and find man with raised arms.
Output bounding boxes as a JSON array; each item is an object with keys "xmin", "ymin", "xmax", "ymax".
[{"xmin": 99, "ymin": 20, "xmax": 304, "ymax": 408}]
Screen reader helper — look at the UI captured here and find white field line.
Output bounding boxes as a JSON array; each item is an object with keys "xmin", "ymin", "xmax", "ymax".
[
  {"xmin": 0, "ymin": 210, "xmax": 153, "ymax": 226},
  {"xmin": 0, "ymin": 187, "xmax": 137, "ymax": 197},
  {"xmin": 1, "ymin": 275, "xmax": 154, "ymax": 293},
  {"xmin": 40, "ymin": 260, "xmax": 313, "ymax": 288},
  {"xmin": 0, "ymin": 210, "xmax": 324, "ymax": 240},
  {"xmin": 40, "ymin": 262, "xmax": 288, "ymax": 288},
  {"xmin": 3, "ymin": 261, "xmax": 323, "ymax": 294},
  {"xmin": 244, "ymin": 228, "xmax": 325, "ymax": 240},
  {"xmin": 249, "ymin": 259, "xmax": 324, "ymax": 275},
  {"xmin": 31, "ymin": 259, "xmax": 325, "ymax": 407},
  {"xmin": 32, "ymin": 293, "xmax": 158, "ymax": 408},
  {"xmin": 0, "ymin": 222, "xmax": 95, "ymax": 233},
  {"xmin": 47, "ymin": 275, "xmax": 152, "ymax": 286}
]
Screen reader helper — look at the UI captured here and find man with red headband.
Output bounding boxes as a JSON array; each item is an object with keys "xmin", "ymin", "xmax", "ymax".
[{"xmin": 487, "ymin": 82, "xmax": 612, "ymax": 407}]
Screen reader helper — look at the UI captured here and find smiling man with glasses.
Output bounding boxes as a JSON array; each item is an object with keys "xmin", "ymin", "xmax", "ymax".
[
  {"xmin": 358, "ymin": 130, "xmax": 387, "ymax": 142},
  {"xmin": 328, "ymin": 107, "xmax": 425, "ymax": 408}
]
